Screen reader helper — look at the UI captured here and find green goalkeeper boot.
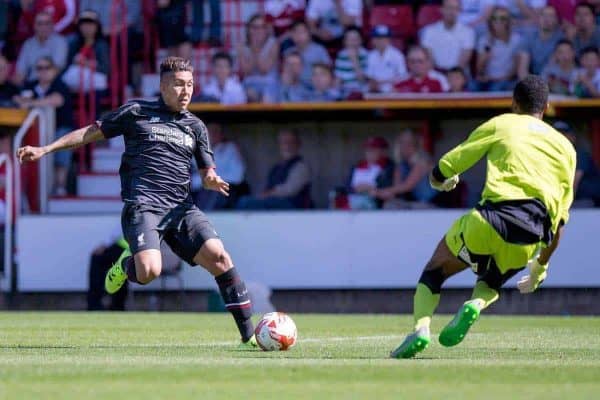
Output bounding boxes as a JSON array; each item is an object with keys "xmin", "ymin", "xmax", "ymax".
[
  {"xmin": 438, "ymin": 302, "xmax": 480, "ymax": 347},
  {"xmin": 390, "ymin": 326, "xmax": 431, "ymax": 359},
  {"xmin": 238, "ymin": 334, "xmax": 258, "ymax": 350},
  {"xmin": 105, "ymin": 248, "xmax": 131, "ymax": 294}
]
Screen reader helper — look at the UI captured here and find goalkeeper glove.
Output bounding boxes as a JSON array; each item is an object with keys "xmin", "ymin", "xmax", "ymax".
[
  {"xmin": 517, "ymin": 259, "xmax": 548, "ymax": 294},
  {"xmin": 430, "ymin": 174, "xmax": 459, "ymax": 192}
]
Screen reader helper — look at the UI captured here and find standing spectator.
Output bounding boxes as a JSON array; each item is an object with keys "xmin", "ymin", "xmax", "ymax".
[
  {"xmin": 372, "ymin": 129, "xmax": 437, "ymax": 209},
  {"xmin": 155, "ymin": 0, "xmax": 192, "ymax": 61},
  {"xmin": 473, "ymin": 7, "xmax": 522, "ymax": 91},
  {"xmin": 568, "ymin": 3, "xmax": 600, "ymax": 55},
  {"xmin": 193, "ymin": 123, "xmax": 248, "ymax": 210},
  {"xmin": 286, "ymin": 20, "xmax": 331, "ymax": 86},
  {"xmin": 278, "ymin": 51, "xmax": 311, "ymax": 102},
  {"xmin": 34, "ymin": 0, "xmax": 76, "ymax": 34},
  {"xmin": 307, "ymin": 63, "xmax": 341, "ymax": 101},
  {"xmin": 541, "ymin": 39, "xmax": 578, "ymax": 95},
  {"xmin": 237, "ymin": 129, "xmax": 312, "ymax": 210},
  {"xmin": 394, "ymin": 45, "xmax": 446, "ymax": 93},
  {"xmin": 201, "ymin": 52, "xmax": 247, "ymax": 105},
  {"xmin": 190, "ymin": 0, "xmax": 222, "ymax": 46},
  {"xmin": 0, "ymin": 54, "xmax": 19, "ymax": 107},
  {"xmin": 447, "ymin": 66, "xmax": 468, "ymax": 92},
  {"xmin": 265, "ymin": 0, "xmax": 306, "ymax": 38},
  {"xmin": 517, "ymin": 5, "xmax": 563, "ymax": 77},
  {"xmin": 13, "ymin": 56, "xmax": 73, "ymax": 195},
  {"xmin": 306, "ymin": 0, "xmax": 362, "ymax": 46},
  {"xmin": 334, "ymin": 26, "xmax": 368, "ymax": 97},
  {"xmin": 420, "ymin": 0, "xmax": 476, "ymax": 72},
  {"xmin": 62, "ymin": 10, "xmax": 109, "ymax": 94},
  {"xmin": 13, "ymin": 11, "xmax": 68, "ymax": 85},
  {"xmin": 237, "ymin": 14, "xmax": 280, "ymax": 103},
  {"xmin": 571, "ymin": 46, "xmax": 600, "ymax": 98},
  {"xmin": 365, "ymin": 25, "xmax": 407, "ymax": 93}
]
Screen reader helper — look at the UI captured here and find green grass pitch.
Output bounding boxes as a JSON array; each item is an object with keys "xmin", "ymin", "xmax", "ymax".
[{"xmin": 1, "ymin": 312, "xmax": 599, "ymax": 399}]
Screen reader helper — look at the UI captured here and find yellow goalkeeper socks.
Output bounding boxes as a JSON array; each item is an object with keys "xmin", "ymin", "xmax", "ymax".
[
  {"xmin": 468, "ymin": 281, "xmax": 499, "ymax": 310},
  {"xmin": 413, "ymin": 283, "xmax": 440, "ymax": 331}
]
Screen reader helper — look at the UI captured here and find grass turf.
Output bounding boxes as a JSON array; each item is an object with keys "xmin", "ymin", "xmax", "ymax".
[{"xmin": 0, "ymin": 312, "xmax": 599, "ymax": 399}]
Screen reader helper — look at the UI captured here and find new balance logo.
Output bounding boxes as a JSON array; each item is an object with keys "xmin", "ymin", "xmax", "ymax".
[
  {"xmin": 149, "ymin": 117, "xmax": 160, "ymax": 123},
  {"xmin": 137, "ymin": 233, "xmax": 145, "ymax": 247}
]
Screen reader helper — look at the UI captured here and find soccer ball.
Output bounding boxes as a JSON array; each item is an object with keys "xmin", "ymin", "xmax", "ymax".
[{"xmin": 254, "ymin": 312, "xmax": 297, "ymax": 351}]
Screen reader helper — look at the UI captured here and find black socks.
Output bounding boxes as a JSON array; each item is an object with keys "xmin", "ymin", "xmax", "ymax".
[{"xmin": 215, "ymin": 267, "xmax": 254, "ymax": 342}]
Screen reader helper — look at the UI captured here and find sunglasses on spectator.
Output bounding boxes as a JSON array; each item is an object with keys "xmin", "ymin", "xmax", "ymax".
[
  {"xmin": 35, "ymin": 64, "xmax": 53, "ymax": 71},
  {"xmin": 491, "ymin": 15, "xmax": 510, "ymax": 22}
]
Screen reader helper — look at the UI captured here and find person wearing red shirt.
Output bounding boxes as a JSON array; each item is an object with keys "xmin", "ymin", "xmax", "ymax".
[
  {"xmin": 394, "ymin": 45, "xmax": 445, "ymax": 93},
  {"xmin": 265, "ymin": 0, "xmax": 306, "ymax": 37}
]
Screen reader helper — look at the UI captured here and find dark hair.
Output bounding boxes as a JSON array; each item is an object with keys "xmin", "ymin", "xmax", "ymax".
[
  {"xmin": 291, "ymin": 19, "xmax": 308, "ymax": 31},
  {"xmin": 284, "ymin": 50, "xmax": 302, "ymax": 61},
  {"xmin": 312, "ymin": 62, "xmax": 333, "ymax": 75},
  {"xmin": 447, "ymin": 66, "xmax": 466, "ymax": 76},
  {"xmin": 513, "ymin": 75, "xmax": 549, "ymax": 114},
  {"xmin": 211, "ymin": 51, "xmax": 233, "ymax": 66},
  {"xmin": 343, "ymin": 25, "xmax": 363, "ymax": 41},
  {"xmin": 35, "ymin": 55, "xmax": 55, "ymax": 67},
  {"xmin": 576, "ymin": 2, "xmax": 595, "ymax": 15},
  {"xmin": 555, "ymin": 39, "xmax": 574, "ymax": 50},
  {"xmin": 580, "ymin": 45, "xmax": 600, "ymax": 57},
  {"xmin": 160, "ymin": 56, "xmax": 193, "ymax": 77}
]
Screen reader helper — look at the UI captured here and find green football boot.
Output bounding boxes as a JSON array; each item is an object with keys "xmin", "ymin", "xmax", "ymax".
[
  {"xmin": 104, "ymin": 248, "xmax": 131, "ymax": 294},
  {"xmin": 390, "ymin": 326, "xmax": 431, "ymax": 359},
  {"xmin": 238, "ymin": 334, "xmax": 258, "ymax": 350},
  {"xmin": 438, "ymin": 302, "xmax": 480, "ymax": 347}
]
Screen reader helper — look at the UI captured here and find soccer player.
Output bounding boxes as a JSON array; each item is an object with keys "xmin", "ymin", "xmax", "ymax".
[
  {"xmin": 16, "ymin": 57, "xmax": 258, "ymax": 349},
  {"xmin": 391, "ymin": 76, "xmax": 576, "ymax": 359}
]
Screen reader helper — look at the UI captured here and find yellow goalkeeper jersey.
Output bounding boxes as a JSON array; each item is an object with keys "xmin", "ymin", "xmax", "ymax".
[{"xmin": 438, "ymin": 113, "xmax": 576, "ymax": 233}]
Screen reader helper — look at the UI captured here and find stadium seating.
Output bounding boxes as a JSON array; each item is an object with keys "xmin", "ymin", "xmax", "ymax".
[
  {"xmin": 416, "ymin": 5, "xmax": 442, "ymax": 31},
  {"xmin": 369, "ymin": 5, "xmax": 416, "ymax": 48}
]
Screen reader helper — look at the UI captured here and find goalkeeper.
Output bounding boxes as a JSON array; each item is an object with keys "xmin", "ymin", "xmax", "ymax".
[{"xmin": 391, "ymin": 76, "xmax": 576, "ymax": 359}]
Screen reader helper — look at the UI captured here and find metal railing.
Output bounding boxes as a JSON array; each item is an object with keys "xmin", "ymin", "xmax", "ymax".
[{"xmin": 0, "ymin": 153, "xmax": 12, "ymax": 292}]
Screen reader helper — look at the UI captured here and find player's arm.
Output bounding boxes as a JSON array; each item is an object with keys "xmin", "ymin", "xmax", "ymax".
[
  {"xmin": 16, "ymin": 124, "xmax": 104, "ymax": 163},
  {"xmin": 201, "ymin": 167, "xmax": 229, "ymax": 196},
  {"xmin": 193, "ymin": 121, "xmax": 229, "ymax": 196}
]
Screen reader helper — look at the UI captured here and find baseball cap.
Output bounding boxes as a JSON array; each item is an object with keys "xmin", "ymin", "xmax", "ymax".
[
  {"xmin": 78, "ymin": 10, "xmax": 99, "ymax": 24},
  {"xmin": 364, "ymin": 136, "xmax": 389, "ymax": 149},
  {"xmin": 371, "ymin": 25, "xmax": 391, "ymax": 38}
]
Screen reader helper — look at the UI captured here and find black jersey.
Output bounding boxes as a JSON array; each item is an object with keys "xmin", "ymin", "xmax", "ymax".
[{"xmin": 97, "ymin": 97, "xmax": 215, "ymax": 209}]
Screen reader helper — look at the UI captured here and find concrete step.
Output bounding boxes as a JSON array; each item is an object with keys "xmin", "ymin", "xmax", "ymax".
[
  {"xmin": 48, "ymin": 196, "xmax": 122, "ymax": 214},
  {"xmin": 77, "ymin": 173, "xmax": 120, "ymax": 197}
]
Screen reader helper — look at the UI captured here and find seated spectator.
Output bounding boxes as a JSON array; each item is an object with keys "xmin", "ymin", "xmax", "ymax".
[
  {"xmin": 345, "ymin": 136, "xmax": 394, "ymax": 209},
  {"xmin": 458, "ymin": 0, "xmax": 495, "ymax": 32},
  {"xmin": 394, "ymin": 45, "xmax": 446, "ymax": 93},
  {"xmin": 193, "ymin": 123, "xmax": 249, "ymax": 210},
  {"xmin": 517, "ymin": 5, "xmax": 564, "ymax": 77},
  {"xmin": 306, "ymin": 0, "xmax": 363, "ymax": 46},
  {"xmin": 62, "ymin": 10, "xmax": 109, "ymax": 93},
  {"xmin": 372, "ymin": 129, "xmax": 437, "ymax": 209},
  {"xmin": 334, "ymin": 26, "xmax": 368, "ymax": 97},
  {"xmin": 237, "ymin": 14, "xmax": 280, "ymax": 103},
  {"xmin": 307, "ymin": 63, "xmax": 341, "ymax": 101},
  {"xmin": 278, "ymin": 51, "xmax": 311, "ymax": 102},
  {"xmin": 420, "ymin": 0, "xmax": 475, "ymax": 72},
  {"xmin": 541, "ymin": 39, "xmax": 578, "ymax": 95},
  {"xmin": 155, "ymin": 0, "xmax": 192, "ymax": 61},
  {"xmin": 473, "ymin": 7, "xmax": 522, "ymax": 91},
  {"xmin": 286, "ymin": 20, "xmax": 331, "ymax": 86},
  {"xmin": 0, "ymin": 54, "xmax": 19, "ymax": 107},
  {"xmin": 13, "ymin": 56, "xmax": 74, "ymax": 196},
  {"xmin": 447, "ymin": 66, "xmax": 468, "ymax": 92},
  {"xmin": 554, "ymin": 120, "xmax": 600, "ymax": 206},
  {"xmin": 568, "ymin": 2, "xmax": 600, "ymax": 55},
  {"xmin": 265, "ymin": 0, "xmax": 306, "ymax": 38},
  {"xmin": 201, "ymin": 52, "xmax": 247, "ymax": 105},
  {"xmin": 366, "ymin": 25, "xmax": 407, "ymax": 93},
  {"xmin": 190, "ymin": 0, "xmax": 222, "ymax": 46},
  {"xmin": 237, "ymin": 129, "xmax": 312, "ymax": 210},
  {"xmin": 571, "ymin": 46, "xmax": 600, "ymax": 98},
  {"xmin": 13, "ymin": 11, "xmax": 68, "ymax": 85}
]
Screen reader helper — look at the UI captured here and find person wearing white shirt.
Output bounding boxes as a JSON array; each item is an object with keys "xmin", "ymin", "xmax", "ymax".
[
  {"xmin": 202, "ymin": 52, "xmax": 247, "ymax": 105},
  {"xmin": 366, "ymin": 25, "xmax": 407, "ymax": 93},
  {"xmin": 306, "ymin": 0, "xmax": 362, "ymax": 43},
  {"xmin": 421, "ymin": 0, "xmax": 475, "ymax": 71}
]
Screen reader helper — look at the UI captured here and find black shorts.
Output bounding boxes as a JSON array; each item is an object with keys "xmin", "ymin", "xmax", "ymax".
[{"xmin": 121, "ymin": 203, "xmax": 219, "ymax": 265}]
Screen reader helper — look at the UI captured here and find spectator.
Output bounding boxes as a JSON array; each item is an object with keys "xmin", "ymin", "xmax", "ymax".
[
  {"xmin": 306, "ymin": 0, "xmax": 362, "ymax": 45},
  {"xmin": 13, "ymin": 56, "xmax": 73, "ymax": 195},
  {"xmin": 568, "ymin": 2, "xmax": 600, "ymax": 55},
  {"xmin": 420, "ymin": 0, "xmax": 475, "ymax": 72},
  {"xmin": 265, "ymin": 0, "xmax": 306, "ymax": 38},
  {"xmin": 458, "ymin": 0, "xmax": 495, "ymax": 31},
  {"xmin": 447, "ymin": 66, "xmax": 468, "ymax": 92},
  {"xmin": 201, "ymin": 52, "xmax": 247, "ymax": 105},
  {"xmin": 473, "ymin": 7, "xmax": 522, "ymax": 91},
  {"xmin": 193, "ymin": 123, "xmax": 248, "ymax": 210},
  {"xmin": 34, "ymin": 0, "xmax": 77, "ymax": 34},
  {"xmin": 307, "ymin": 63, "xmax": 341, "ymax": 101},
  {"xmin": 554, "ymin": 120, "xmax": 600, "ymax": 206},
  {"xmin": 155, "ymin": 0, "xmax": 192, "ymax": 61},
  {"xmin": 13, "ymin": 11, "xmax": 68, "ymax": 85},
  {"xmin": 365, "ymin": 25, "xmax": 407, "ymax": 94},
  {"xmin": 286, "ymin": 20, "xmax": 331, "ymax": 86},
  {"xmin": 190, "ymin": 0, "xmax": 222, "ymax": 46},
  {"xmin": 517, "ymin": 5, "xmax": 564, "ymax": 77},
  {"xmin": 496, "ymin": 0, "xmax": 547, "ymax": 33},
  {"xmin": 372, "ymin": 129, "xmax": 437, "ymax": 209},
  {"xmin": 62, "ymin": 10, "xmax": 109, "ymax": 93},
  {"xmin": 78, "ymin": 0, "xmax": 142, "ymax": 37},
  {"xmin": 345, "ymin": 136, "xmax": 394, "ymax": 209},
  {"xmin": 237, "ymin": 129, "xmax": 312, "ymax": 210},
  {"xmin": 394, "ymin": 45, "xmax": 446, "ymax": 93},
  {"xmin": 237, "ymin": 14, "xmax": 280, "ymax": 103},
  {"xmin": 278, "ymin": 51, "xmax": 311, "ymax": 102},
  {"xmin": 571, "ymin": 46, "xmax": 600, "ymax": 98},
  {"xmin": 0, "ymin": 54, "xmax": 19, "ymax": 107},
  {"xmin": 334, "ymin": 26, "xmax": 368, "ymax": 97},
  {"xmin": 541, "ymin": 39, "xmax": 578, "ymax": 95}
]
